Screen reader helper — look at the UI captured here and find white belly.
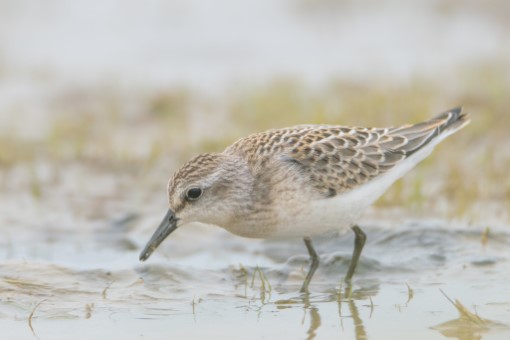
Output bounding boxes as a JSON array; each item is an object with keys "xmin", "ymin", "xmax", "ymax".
[{"xmin": 268, "ymin": 141, "xmax": 440, "ymax": 239}]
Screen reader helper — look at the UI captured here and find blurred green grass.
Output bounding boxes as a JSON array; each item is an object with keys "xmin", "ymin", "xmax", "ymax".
[{"xmin": 1, "ymin": 65, "xmax": 509, "ymax": 222}]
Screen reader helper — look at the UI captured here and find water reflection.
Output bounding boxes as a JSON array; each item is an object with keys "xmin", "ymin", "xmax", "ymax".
[
  {"xmin": 345, "ymin": 286, "xmax": 368, "ymax": 340},
  {"xmin": 431, "ymin": 291, "xmax": 509, "ymax": 340},
  {"xmin": 3, "ymin": 220, "xmax": 510, "ymax": 339},
  {"xmin": 271, "ymin": 283, "xmax": 379, "ymax": 340},
  {"xmin": 432, "ymin": 315, "xmax": 509, "ymax": 340},
  {"xmin": 301, "ymin": 293, "xmax": 321, "ymax": 340}
]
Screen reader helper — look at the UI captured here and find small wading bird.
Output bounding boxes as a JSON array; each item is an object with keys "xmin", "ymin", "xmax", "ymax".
[{"xmin": 140, "ymin": 107, "xmax": 470, "ymax": 292}]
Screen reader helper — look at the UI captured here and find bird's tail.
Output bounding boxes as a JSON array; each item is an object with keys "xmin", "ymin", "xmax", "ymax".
[{"xmin": 388, "ymin": 107, "xmax": 470, "ymax": 156}]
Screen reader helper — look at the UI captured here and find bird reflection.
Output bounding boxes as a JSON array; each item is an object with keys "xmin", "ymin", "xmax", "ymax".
[
  {"xmin": 272, "ymin": 283, "xmax": 378, "ymax": 340},
  {"xmin": 343, "ymin": 285, "xmax": 368, "ymax": 340},
  {"xmin": 302, "ymin": 292, "xmax": 322, "ymax": 340}
]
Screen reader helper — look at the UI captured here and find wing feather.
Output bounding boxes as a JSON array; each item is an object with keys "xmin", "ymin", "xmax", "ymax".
[{"xmin": 226, "ymin": 107, "xmax": 470, "ymax": 198}]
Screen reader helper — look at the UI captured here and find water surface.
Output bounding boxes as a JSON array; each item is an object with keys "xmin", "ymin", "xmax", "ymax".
[{"xmin": 1, "ymin": 211, "xmax": 509, "ymax": 339}]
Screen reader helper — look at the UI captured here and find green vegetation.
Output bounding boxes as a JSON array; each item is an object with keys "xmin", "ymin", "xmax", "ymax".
[{"xmin": 0, "ymin": 65, "xmax": 508, "ymax": 222}]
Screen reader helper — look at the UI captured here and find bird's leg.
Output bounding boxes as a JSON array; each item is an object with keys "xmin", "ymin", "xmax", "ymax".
[
  {"xmin": 300, "ymin": 237, "xmax": 320, "ymax": 293},
  {"xmin": 345, "ymin": 225, "xmax": 367, "ymax": 283}
]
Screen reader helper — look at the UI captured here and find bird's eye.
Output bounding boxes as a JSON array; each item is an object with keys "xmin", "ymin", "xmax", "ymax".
[{"xmin": 186, "ymin": 187, "xmax": 203, "ymax": 201}]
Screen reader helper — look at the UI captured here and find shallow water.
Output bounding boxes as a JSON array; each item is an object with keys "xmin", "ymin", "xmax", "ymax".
[{"xmin": 1, "ymin": 212, "xmax": 509, "ymax": 339}]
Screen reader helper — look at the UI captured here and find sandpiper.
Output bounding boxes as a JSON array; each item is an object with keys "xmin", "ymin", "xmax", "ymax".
[{"xmin": 140, "ymin": 107, "xmax": 470, "ymax": 292}]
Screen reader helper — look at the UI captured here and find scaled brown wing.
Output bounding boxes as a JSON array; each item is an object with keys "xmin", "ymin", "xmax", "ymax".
[
  {"xmin": 285, "ymin": 108, "xmax": 464, "ymax": 197},
  {"xmin": 283, "ymin": 127, "xmax": 403, "ymax": 196}
]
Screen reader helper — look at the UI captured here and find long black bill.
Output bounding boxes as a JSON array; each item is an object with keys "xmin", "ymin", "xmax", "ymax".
[{"xmin": 139, "ymin": 209, "xmax": 178, "ymax": 261}]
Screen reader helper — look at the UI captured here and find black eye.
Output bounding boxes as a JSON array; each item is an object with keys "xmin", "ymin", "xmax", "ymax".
[{"xmin": 186, "ymin": 187, "xmax": 203, "ymax": 201}]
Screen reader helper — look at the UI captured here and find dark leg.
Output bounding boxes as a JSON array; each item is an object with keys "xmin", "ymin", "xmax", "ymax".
[
  {"xmin": 300, "ymin": 237, "xmax": 320, "ymax": 293},
  {"xmin": 344, "ymin": 225, "xmax": 367, "ymax": 283}
]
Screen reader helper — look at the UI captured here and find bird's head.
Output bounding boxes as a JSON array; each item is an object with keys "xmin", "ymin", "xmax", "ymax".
[{"xmin": 139, "ymin": 153, "xmax": 252, "ymax": 261}]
